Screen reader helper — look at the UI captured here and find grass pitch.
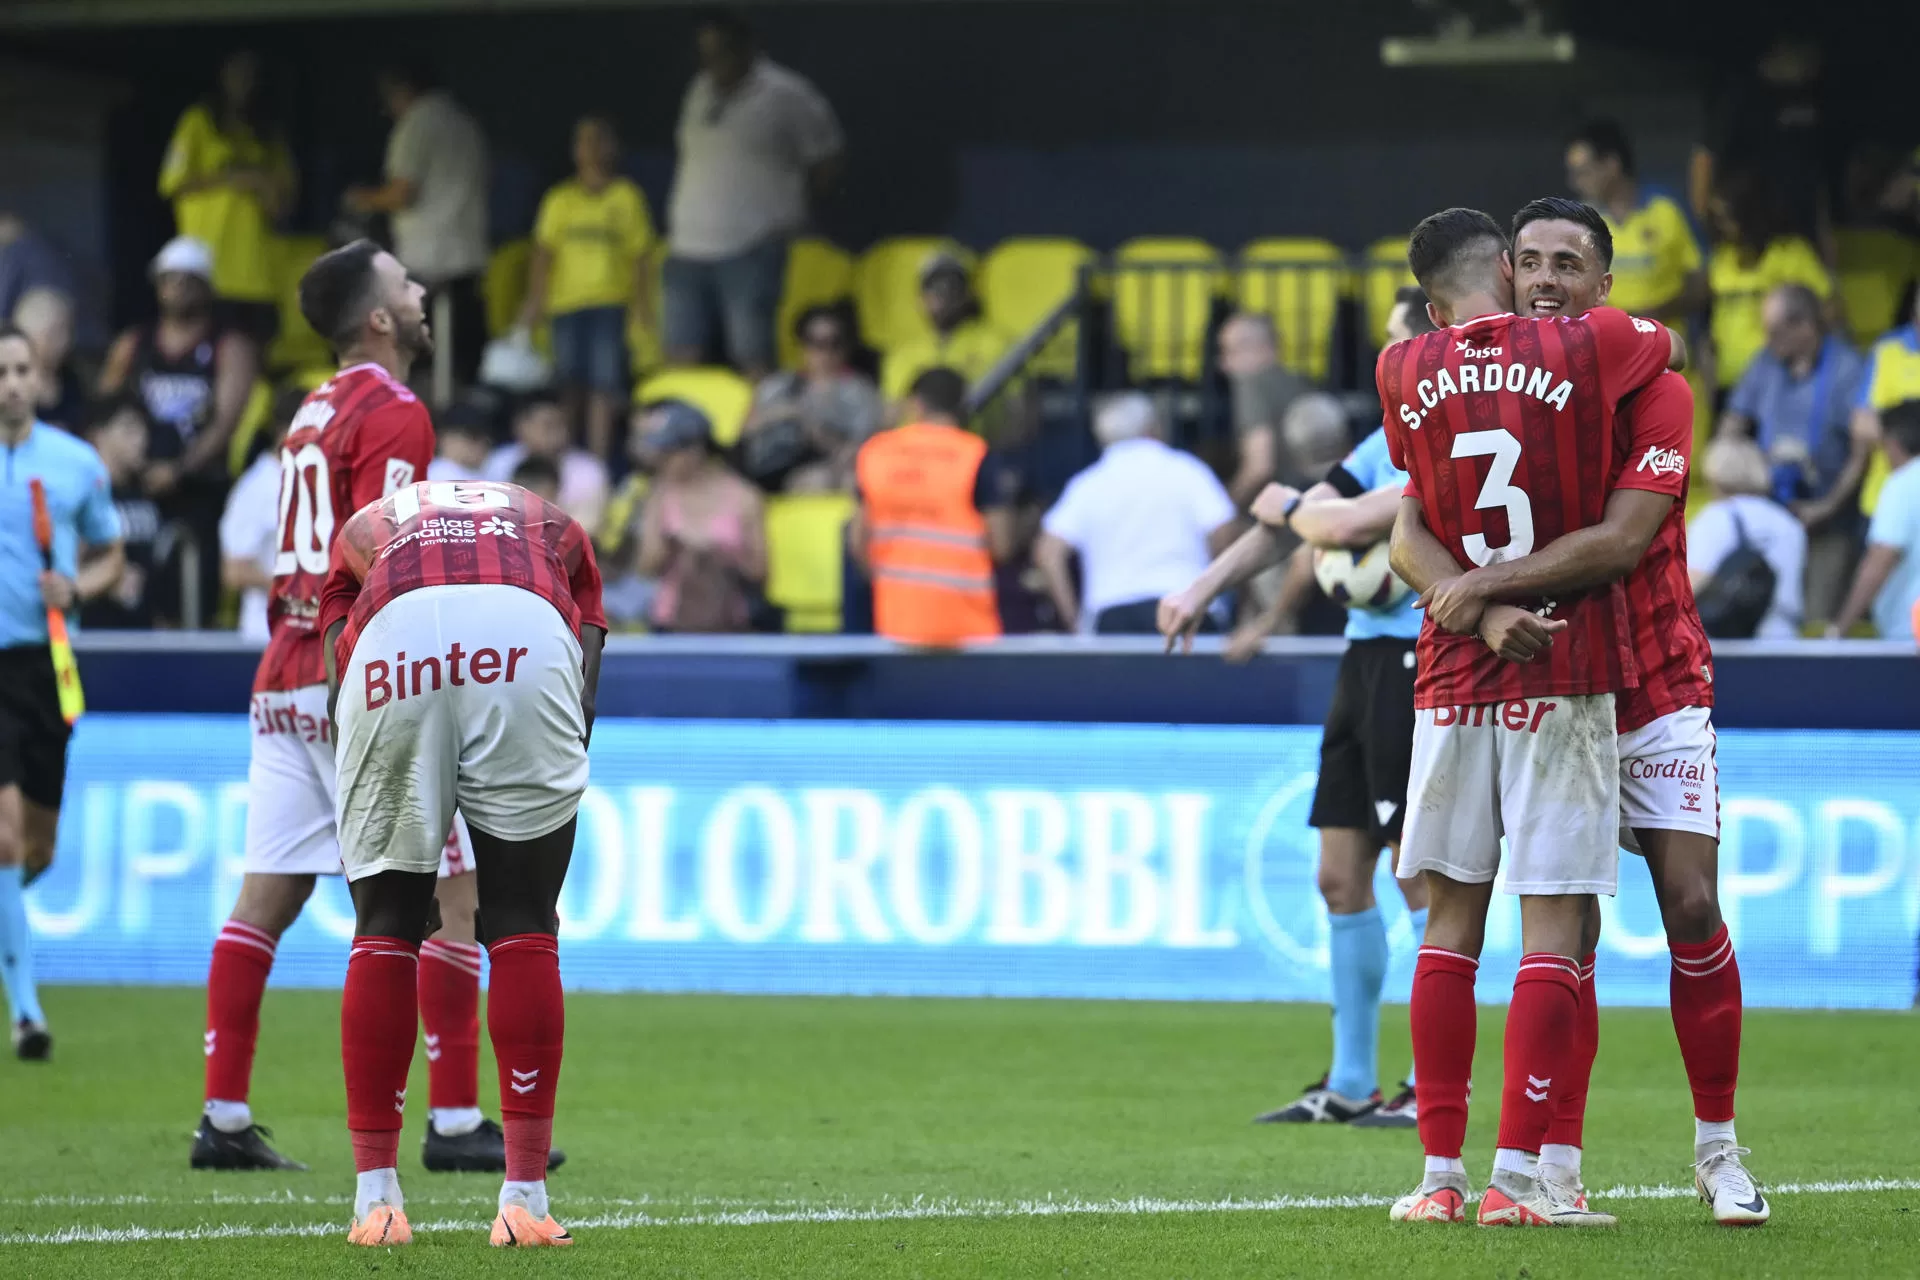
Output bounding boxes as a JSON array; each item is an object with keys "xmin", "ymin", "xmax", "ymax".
[{"xmin": 2, "ymin": 988, "xmax": 1915, "ymax": 1277}]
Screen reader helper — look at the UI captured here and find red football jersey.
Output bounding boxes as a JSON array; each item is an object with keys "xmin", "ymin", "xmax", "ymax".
[
  {"xmin": 1609, "ymin": 371, "xmax": 1714, "ymax": 732},
  {"xmin": 253, "ymin": 363, "xmax": 435, "ymax": 692},
  {"xmin": 318, "ymin": 479, "xmax": 607, "ymax": 673},
  {"xmin": 1380, "ymin": 306, "xmax": 1672, "ymax": 708}
]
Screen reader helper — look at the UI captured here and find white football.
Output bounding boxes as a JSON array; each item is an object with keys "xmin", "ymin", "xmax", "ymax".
[{"xmin": 1314, "ymin": 542, "xmax": 1411, "ymax": 612}]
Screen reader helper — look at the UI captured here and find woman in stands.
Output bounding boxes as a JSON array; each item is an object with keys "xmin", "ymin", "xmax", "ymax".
[
  {"xmin": 636, "ymin": 400, "xmax": 768, "ymax": 633},
  {"xmin": 740, "ymin": 303, "xmax": 882, "ymax": 493}
]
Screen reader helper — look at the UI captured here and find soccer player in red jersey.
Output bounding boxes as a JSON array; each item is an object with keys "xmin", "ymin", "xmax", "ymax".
[
  {"xmin": 1377, "ymin": 207, "xmax": 1681, "ymax": 1227},
  {"xmin": 320, "ymin": 478, "xmax": 605, "ymax": 1247},
  {"xmin": 192, "ymin": 240, "xmax": 549, "ymax": 1175},
  {"xmin": 1405, "ymin": 199, "xmax": 1766, "ymax": 1226}
]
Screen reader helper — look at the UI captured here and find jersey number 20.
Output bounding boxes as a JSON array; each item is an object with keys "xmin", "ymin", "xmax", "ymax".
[
  {"xmin": 274, "ymin": 442, "xmax": 333, "ymax": 577},
  {"xmin": 1451, "ymin": 429, "xmax": 1534, "ymax": 566}
]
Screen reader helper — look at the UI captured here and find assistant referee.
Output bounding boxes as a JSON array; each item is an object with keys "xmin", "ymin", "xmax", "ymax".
[{"xmin": 0, "ymin": 324, "xmax": 124, "ymax": 1060}]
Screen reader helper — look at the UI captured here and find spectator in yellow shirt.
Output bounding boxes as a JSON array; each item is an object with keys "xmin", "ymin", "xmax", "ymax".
[
  {"xmin": 1566, "ymin": 120, "xmax": 1706, "ymax": 322},
  {"xmin": 520, "ymin": 116, "xmax": 658, "ymax": 460},
  {"xmin": 1706, "ymin": 170, "xmax": 1831, "ymax": 394},
  {"xmin": 879, "ymin": 252, "xmax": 1010, "ymax": 408},
  {"xmin": 156, "ymin": 51, "xmax": 295, "ymax": 345}
]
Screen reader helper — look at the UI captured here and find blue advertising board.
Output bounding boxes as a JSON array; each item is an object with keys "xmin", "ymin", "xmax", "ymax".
[{"xmin": 27, "ymin": 716, "xmax": 1920, "ymax": 1009}]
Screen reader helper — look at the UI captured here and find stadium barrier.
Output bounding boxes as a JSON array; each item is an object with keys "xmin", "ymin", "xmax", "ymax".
[{"xmin": 39, "ymin": 636, "xmax": 1920, "ymax": 1009}]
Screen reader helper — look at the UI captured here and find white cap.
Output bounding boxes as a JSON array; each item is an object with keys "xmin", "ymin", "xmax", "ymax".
[{"xmin": 150, "ymin": 235, "xmax": 214, "ymax": 281}]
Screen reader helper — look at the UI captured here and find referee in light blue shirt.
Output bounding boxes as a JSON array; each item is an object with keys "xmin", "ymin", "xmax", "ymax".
[
  {"xmin": 1246, "ymin": 289, "xmax": 1433, "ymax": 1128},
  {"xmin": 0, "ymin": 324, "xmax": 124, "ymax": 1060}
]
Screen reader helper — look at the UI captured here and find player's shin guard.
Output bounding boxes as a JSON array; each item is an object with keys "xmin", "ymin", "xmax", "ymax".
[
  {"xmin": 419, "ymin": 940, "xmax": 483, "ymax": 1115},
  {"xmin": 1495, "ymin": 954, "xmax": 1582, "ymax": 1155},
  {"xmin": 204, "ymin": 920, "xmax": 277, "ymax": 1109},
  {"xmin": 486, "ymin": 934, "xmax": 563, "ymax": 1183},
  {"xmin": 1670, "ymin": 926, "xmax": 1741, "ymax": 1123},
  {"xmin": 1410, "ymin": 947, "xmax": 1478, "ymax": 1159},
  {"xmin": 342, "ymin": 937, "xmax": 421, "ymax": 1172},
  {"xmin": 1543, "ymin": 952, "xmax": 1598, "ymax": 1149}
]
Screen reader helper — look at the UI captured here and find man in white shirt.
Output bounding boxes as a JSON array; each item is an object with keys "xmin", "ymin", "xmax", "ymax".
[
  {"xmin": 218, "ymin": 427, "xmax": 285, "ymax": 644},
  {"xmin": 1832, "ymin": 400, "xmax": 1920, "ymax": 640},
  {"xmin": 1034, "ymin": 392, "xmax": 1237, "ymax": 634},
  {"xmin": 664, "ymin": 12, "xmax": 844, "ymax": 380},
  {"xmin": 346, "ymin": 57, "xmax": 489, "ymax": 386}
]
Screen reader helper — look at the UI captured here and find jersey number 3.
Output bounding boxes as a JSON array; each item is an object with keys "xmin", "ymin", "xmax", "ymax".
[
  {"xmin": 1451, "ymin": 429, "xmax": 1535, "ymax": 566},
  {"xmin": 275, "ymin": 442, "xmax": 334, "ymax": 576}
]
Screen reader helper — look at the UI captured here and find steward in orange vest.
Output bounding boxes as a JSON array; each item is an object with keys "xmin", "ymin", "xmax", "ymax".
[{"xmin": 852, "ymin": 368, "xmax": 1008, "ymax": 647}]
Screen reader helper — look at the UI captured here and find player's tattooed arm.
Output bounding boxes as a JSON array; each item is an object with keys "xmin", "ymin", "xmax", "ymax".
[
  {"xmin": 323, "ymin": 618, "xmax": 346, "ymax": 733},
  {"xmin": 1430, "ymin": 487, "xmax": 1671, "ymax": 619}
]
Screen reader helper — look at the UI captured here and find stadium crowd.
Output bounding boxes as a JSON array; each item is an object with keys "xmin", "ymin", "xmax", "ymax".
[{"xmin": 4, "ymin": 22, "xmax": 1920, "ymax": 645}]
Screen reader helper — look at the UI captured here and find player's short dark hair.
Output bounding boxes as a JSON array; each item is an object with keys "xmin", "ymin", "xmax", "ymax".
[
  {"xmin": 1570, "ymin": 119, "xmax": 1635, "ymax": 177},
  {"xmin": 1511, "ymin": 196, "xmax": 1615, "ymax": 272},
  {"xmin": 510, "ymin": 454, "xmax": 562, "ymax": 491},
  {"xmin": 1406, "ymin": 208, "xmax": 1508, "ymax": 304},
  {"xmin": 1883, "ymin": 400, "xmax": 1920, "ymax": 458},
  {"xmin": 298, "ymin": 238, "xmax": 385, "ymax": 350},
  {"xmin": 907, "ymin": 367, "xmax": 968, "ymax": 420},
  {"xmin": 698, "ymin": 8, "xmax": 755, "ymax": 49},
  {"xmin": 1394, "ymin": 286, "xmax": 1438, "ymax": 337}
]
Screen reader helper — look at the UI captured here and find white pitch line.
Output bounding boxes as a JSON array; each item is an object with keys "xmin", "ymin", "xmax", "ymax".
[{"xmin": 7, "ymin": 1179, "xmax": 1919, "ymax": 1246}]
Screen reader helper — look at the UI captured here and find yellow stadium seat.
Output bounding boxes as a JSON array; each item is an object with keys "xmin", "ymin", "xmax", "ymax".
[
  {"xmin": 978, "ymin": 237, "xmax": 1095, "ymax": 379},
  {"xmin": 763, "ymin": 491, "xmax": 855, "ymax": 633},
  {"xmin": 852, "ymin": 237, "xmax": 975, "ymax": 354},
  {"xmin": 777, "ymin": 237, "xmax": 855, "ymax": 370},
  {"xmin": 1363, "ymin": 236, "xmax": 1417, "ymax": 349},
  {"xmin": 1836, "ymin": 227, "xmax": 1919, "ymax": 349},
  {"xmin": 224, "ymin": 378, "xmax": 277, "ymax": 476},
  {"xmin": 484, "ymin": 239, "xmax": 533, "ymax": 340},
  {"xmin": 1238, "ymin": 238, "xmax": 1347, "ymax": 382},
  {"xmin": 634, "ymin": 366, "xmax": 754, "ymax": 447},
  {"xmin": 265, "ymin": 235, "xmax": 330, "ymax": 375},
  {"xmin": 1111, "ymin": 238, "xmax": 1226, "ymax": 381},
  {"xmin": 628, "ymin": 251, "xmax": 666, "ymax": 378}
]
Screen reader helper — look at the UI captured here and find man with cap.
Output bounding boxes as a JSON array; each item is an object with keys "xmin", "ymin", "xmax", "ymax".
[
  {"xmin": 879, "ymin": 251, "xmax": 1011, "ymax": 408},
  {"xmin": 98, "ymin": 235, "xmax": 260, "ymax": 621}
]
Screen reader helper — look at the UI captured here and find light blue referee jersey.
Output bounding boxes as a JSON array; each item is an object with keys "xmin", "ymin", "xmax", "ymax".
[
  {"xmin": 0, "ymin": 422, "xmax": 122, "ymax": 646},
  {"xmin": 1333, "ymin": 426, "xmax": 1420, "ymax": 642}
]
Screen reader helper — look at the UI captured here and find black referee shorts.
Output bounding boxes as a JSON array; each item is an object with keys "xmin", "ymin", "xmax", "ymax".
[
  {"xmin": 0, "ymin": 644, "xmax": 72, "ymax": 811},
  {"xmin": 1308, "ymin": 637, "xmax": 1417, "ymax": 846}
]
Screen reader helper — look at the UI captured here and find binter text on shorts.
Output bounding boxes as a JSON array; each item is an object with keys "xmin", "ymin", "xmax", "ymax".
[{"xmin": 364, "ymin": 641, "xmax": 531, "ymax": 709}]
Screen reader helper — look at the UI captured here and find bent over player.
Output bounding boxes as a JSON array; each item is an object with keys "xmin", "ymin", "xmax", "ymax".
[
  {"xmin": 194, "ymin": 240, "xmax": 533, "ymax": 1173},
  {"xmin": 320, "ymin": 479, "xmax": 605, "ymax": 1248},
  {"xmin": 1380, "ymin": 207, "xmax": 1680, "ymax": 1227},
  {"xmin": 1404, "ymin": 198, "xmax": 1765, "ymax": 1225}
]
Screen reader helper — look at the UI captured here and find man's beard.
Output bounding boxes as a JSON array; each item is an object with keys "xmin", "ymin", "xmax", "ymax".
[{"xmin": 396, "ymin": 314, "xmax": 435, "ymax": 363}]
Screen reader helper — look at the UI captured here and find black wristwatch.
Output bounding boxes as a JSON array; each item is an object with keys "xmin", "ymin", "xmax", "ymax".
[{"xmin": 1280, "ymin": 494, "xmax": 1304, "ymax": 530}]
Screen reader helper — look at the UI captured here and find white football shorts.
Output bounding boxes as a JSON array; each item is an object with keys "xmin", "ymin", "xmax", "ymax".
[
  {"xmin": 1617, "ymin": 706, "xmax": 1720, "ymax": 854},
  {"xmin": 243, "ymin": 684, "xmax": 475, "ymax": 878},
  {"xmin": 334, "ymin": 583, "xmax": 588, "ymax": 882},
  {"xmin": 1399, "ymin": 692, "xmax": 1621, "ymax": 895}
]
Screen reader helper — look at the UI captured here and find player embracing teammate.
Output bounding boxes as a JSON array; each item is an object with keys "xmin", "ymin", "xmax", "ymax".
[
  {"xmin": 1376, "ymin": 205, "xmax": 1691, "ymax": 1227},
  {"xmin": 1393, "ymin": 199, "xmax": 1765, "ymax": 1226}
]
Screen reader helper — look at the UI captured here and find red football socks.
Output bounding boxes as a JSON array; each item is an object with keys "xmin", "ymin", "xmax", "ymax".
[
  {"xmin": 487, "ymin": 933, "xmax": 565, "ymax": 1184},
  {"xmin": 204, "ymin": 920, "xmax": 277, "ymax": 1104},
  {"xmin": 1544, "ymin": 952, "xmax": 1598, "ymax": 1148},
  {"xmin": 342, "ymin": 936, "xmax": 420, "ymax": 1170},
  {"xmin": 419, "ymin": 939, "xmax": 483, "ymax": 1111},
  {"xmin": 1495, "ymin": 953, "xmax": 1582, "ymax": 1154},
  {"xmin": 1410, "ymin": 946, "xmax": 1478, "ymax": 1159},
  {"xmin": 1670, "ymin": 926, "xmax": 1741, "ymax": 1122}
]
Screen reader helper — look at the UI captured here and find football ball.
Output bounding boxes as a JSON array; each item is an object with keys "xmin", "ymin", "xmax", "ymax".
[{"xmin": 1314, "ymin": 542, "xmax": 1411, "ymax": 612}]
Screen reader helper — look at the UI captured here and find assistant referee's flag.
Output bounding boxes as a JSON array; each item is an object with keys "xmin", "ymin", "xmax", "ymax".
[{"xmin": 28, "ymin": 478, "xmax": 85, "ymax": 724}]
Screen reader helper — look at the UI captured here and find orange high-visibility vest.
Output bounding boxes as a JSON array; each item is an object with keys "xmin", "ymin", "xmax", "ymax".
[{"xmin": 855, "ymin": 422, "xmax": 1001, "ymax": 647}]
